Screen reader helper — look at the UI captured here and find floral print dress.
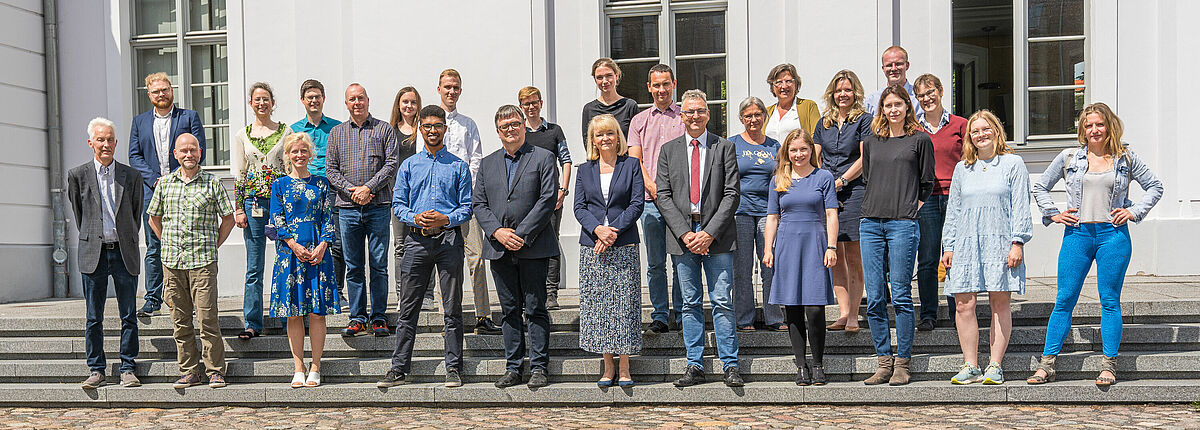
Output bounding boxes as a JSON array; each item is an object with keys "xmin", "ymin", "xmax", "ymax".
[{"xmin": 269, "ymin": 175, "xmax": 340, "ymax": 317}]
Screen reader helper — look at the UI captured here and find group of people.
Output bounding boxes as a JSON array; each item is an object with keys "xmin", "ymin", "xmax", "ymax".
[{"xmin": 71, "ymin": 45, "xmax": 1162, "ymax": 391}]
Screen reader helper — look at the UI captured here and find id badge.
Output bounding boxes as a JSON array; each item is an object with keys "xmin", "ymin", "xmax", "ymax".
[{"xmin": 251, "ymin": 200, "xmax": 264, "ymax": 218}]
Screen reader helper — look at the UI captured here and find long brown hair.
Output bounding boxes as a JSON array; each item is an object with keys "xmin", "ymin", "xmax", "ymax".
[
  {"xmin": 870, "ymin": 84, "xmax": 921, "ymax": 137},
  {"xmin": 389, "ymin": 86, "xmax": 421, "ymax": 146},
  {"xmin": 962, "ymin": 109, "xmax": 1013, "ymax": 165},
  {"xmin": 773, "ymin": 128, "xmax": 819, "ymax": 191},
  {"xmin": 820, "ymin": 69, "xmax": 866, "ymax": 129},
  {"xmin": 1076, "ymin": 102, "xmax": 1127, "ymax": 158}
]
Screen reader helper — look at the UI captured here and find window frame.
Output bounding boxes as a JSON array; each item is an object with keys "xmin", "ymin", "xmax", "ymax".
[{"xmin": 1014, "ymin": 0, "xmax": 1089, "ymax": 147}]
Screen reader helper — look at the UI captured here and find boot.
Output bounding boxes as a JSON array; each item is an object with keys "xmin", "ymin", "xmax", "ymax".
[
  {"xmin": 863, "ymin": 356, "xmax": 893, "ymax": 385},
  {"xmin": 889, "ymin": 357, "xmax": 911, "ymax": 385}
]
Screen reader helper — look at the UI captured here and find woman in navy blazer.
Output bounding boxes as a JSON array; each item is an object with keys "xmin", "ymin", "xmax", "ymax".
[{"xmin": 574, "ymin": 114, "xmax": 644, "ymax": 388}]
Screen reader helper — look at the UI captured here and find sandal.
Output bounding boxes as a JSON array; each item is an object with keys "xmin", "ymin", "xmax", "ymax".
[
  {"xmin": 767, "ymin": 323, "xmax": 789, "ymax": 332},
  {"xmin": 1025, "ymin": 355, "xmax": 1056, "ymax": 384},
  {"xmin": 737, "ymin": 325, "xmax": 757, "ymax": 333},
  {"xmin": 238, "ymin": 329, "xmax": 259, "ymax": 340},
  {"xmin": 1096, "ymin": 356, "xmax": 1117, "ymax": 386},
  {"xmin": 290, "ymin": 372, "xmax": 306, "ymax": 388}
]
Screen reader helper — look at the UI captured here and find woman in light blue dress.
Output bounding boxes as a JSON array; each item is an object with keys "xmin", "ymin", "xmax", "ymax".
[
  {"xmin": 269, "ymin": 132, "xmax": 340, "ymax": 388},
  {"xmin": 940, "ymin": 110, "xmax": 1031, "ymax": 385}
]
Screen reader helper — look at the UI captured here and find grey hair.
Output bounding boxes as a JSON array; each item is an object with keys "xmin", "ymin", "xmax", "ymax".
[
  {"xmin": 681, "ymin": 89, "xmax": 708, "ymax": 105},
  {"xmin": 494, "ymin": 104, "xmax": 526, "ymax": 126},
  {"xmin": 738, "ymin": 96, "xmax": 767, "ymax": 116},
  {"xmin": 87, "ymin": 117, "xmax": 116, "ymax": 139}
]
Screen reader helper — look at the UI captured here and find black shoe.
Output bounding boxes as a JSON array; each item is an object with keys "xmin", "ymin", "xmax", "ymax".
[
  {"xmin": 795, "ymin": 365, "xmax": 812, "ymax": 386},
  {"xmin": 673, "ymin": 365, "xmax": 705, "ymax": 387},
  {"xmin": 545, "ymin": 294, "xmax": 561, "ymax": 310},
  {"xmin": 376, "ymin": 370, "xmax": 407, "ymax": 388},
  {"xmin": 646, "ymin": 320, "xmax": 669, "ymax": 334},
  {"xmin": 917, "ymin": 319, "xmax": 936, "ymax": 331},
  {"xmin": 475, "ymin": 316, "xmax": 502, "ymax": 335},
  {"xmin": 444, "ymin": 368, "xmax": 463, "ymax": 388},
  {"xmin": 723, "ymin": 366, "xmax": 745, "ymax": 387},
  {"xmin": 136, "ymin": 304, "xmax": 160, "ymax": 317},
  {"xmin": 812, "ymin": 364, "xmax": 827, "ymax": 386},
  {"xmin": 495, "ymin": 370, "xmax": 522, "ymax": 388},
  {"xmin": 528, "ymin": 369, "xmax": 548, "ymax": 388}
]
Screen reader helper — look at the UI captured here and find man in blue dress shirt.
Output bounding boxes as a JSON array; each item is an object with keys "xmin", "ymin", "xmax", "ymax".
[
  {"xmin": 377, "ymin": 105, "xmax": 473, "ymax": 389},
  {"xmin": 290, "ymin": 79, "xmax": 345, "ymax": 299}
]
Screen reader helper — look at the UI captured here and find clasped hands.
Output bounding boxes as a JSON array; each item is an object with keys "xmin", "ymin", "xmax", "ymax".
[
  {"xmin": 592, "ymin": 225, "xmax": 619, "ymax": 254},
  {"xmin": 493, "ymin": 228, "xmax": 526, "ymax": 251},
  {"xmin": 681, "ymin": 231, "xmax": 714, "ymax": 255},
  {"xmin": 349, "ymin": 186, "xmax": 376, "ymax": 205},
  {"xmin": 412, "ymin": 210, "xmax": 450, "ymax": 229},
  {"xmin": 287, "ymin": 240, "xmax": 328, "ymax": 264}
]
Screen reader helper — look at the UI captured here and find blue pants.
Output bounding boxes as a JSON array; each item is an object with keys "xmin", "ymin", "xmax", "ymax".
[
  {"xmin": 916, "ymin": 194, "xmax": 955, "ymax": 321},
  {"xmin": 641, "ymin": 201, "xmax": 682, "ymax": 324},
  {"xmin": 676, "ymin": 222, "xmax": 739, "ymax": 370},
  {"xmin": 1043, "ymin": 223, "xmax": 1132, "ymax": 358},
  {"xmin": 141, "ymin": 196, "xmax": 163, "ymax": 309},
  {"xmin": 733, "ymin": 214, "xmax": 782, "ymax": 327},
  {"xmin": 241, "ymin": 197, "xmax": 270, "ymax": 332},
  {"xmin": 83, "ymin": 244, "xmax": 139, "ymax": 373},
  {"xmin": 860, "ymin": 218, "xmax": 919, "ymax": 358},
  {"xmin": 339, "ymin": 204, "xmax": 391, "ymax": 324}
]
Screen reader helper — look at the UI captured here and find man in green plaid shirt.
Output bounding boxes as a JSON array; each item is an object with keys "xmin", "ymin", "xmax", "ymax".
[{"xmin": 147, "ymin": 134, "xmax": 235, "ymax": 389}]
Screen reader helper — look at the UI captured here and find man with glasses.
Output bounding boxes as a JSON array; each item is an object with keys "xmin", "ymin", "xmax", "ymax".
[
  {"xmin": 518, "ymin": 86, "xmax": 572, "ymax": 310},
  {"xmin": 656, "ymin": 89, "xmax": 743, "ymax": 388},
  {"xmin": 437, "ymin": 69, "xmax": 502, "ymax": 335},
  {"xmin": 377, "ymin": 105, "xmax": 472, "ymax": 389},
  {"xmin": 627, "ymin": 64, "xmax": 685, "ymax": 334},
  {"xmin": 864, "ymin": 45, "xmax": 923, "ymax": 116},
  {"xmin": 475, "ymin": 105, "xmax": 560, "ymax": 389},
  {"xmin": 290, "ymin": 79, "xmax": 346, "ymax": 301}
]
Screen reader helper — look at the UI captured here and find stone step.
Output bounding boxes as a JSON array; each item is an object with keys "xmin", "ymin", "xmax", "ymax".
[
  {"xmin": 7, "ymin": 323, "xmax": 1195, "ymax": 360},
  {"xmin": 10, "ymin": 350, "xmax": 1198, "ymax": 385},
  {"xmin": 4, "ymin": 379, "xmax": 1199, "ymax": 407},
  {"xmin": 5, "ymin": 299, "xmax": 1197, "ymax": 337}
]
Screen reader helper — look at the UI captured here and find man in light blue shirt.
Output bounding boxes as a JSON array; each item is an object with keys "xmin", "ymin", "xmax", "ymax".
[
  {"xmin": 379, "ymin": 105, "xmax": 473, "ymax": 389},
  {"xmin": 864, "ymin": 46, "xmax": 923, "ymax": 116},
  {"xmin": 290, "ymin": 79, "xmax": 345, "ymax": 298}
]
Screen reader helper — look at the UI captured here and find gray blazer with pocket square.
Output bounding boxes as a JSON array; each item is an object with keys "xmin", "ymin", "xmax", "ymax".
[
  {"xmin": 68, "ymin": 160, "xmax": 144, "ymax": 274},
  {"xmin": 655, "ymin": 132, "xmax": 740, "ymax": 256}
]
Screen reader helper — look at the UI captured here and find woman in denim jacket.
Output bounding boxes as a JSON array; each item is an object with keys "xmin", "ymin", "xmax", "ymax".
[{"xmin": 1027, "ymin": 102, "xmax": 1163, "ymax": 386}]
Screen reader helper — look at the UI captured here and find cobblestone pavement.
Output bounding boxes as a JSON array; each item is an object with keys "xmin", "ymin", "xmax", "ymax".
[{"xmin": 0, "ymin": 404, "xmax": 1197, "ymax": 429}]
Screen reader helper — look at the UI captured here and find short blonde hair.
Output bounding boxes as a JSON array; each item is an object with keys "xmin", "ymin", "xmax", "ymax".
[
  {"xmin": 962, "ymin": 110, "xmax": 1012, "ymax": 165},
  {"xmin": 439, "ymin": 68, "xmax": 461, "ymax": 83},
  {"xmin": 882, "ymin": 45, "xmax": 909, "ymax": 63},
  {"xmin": 281, "ymin": 132, "xmax": 315, "ymax": 174},
  {"xmin": 585, "ymin": 114, "xmax": 628, "ymax": 160},
  {"xmin": 518, "ymin": 86, "xmax": 541, "ymax": 101},
  {"xmin": 144, "ymin": 72, "xmax": 171, "ymax": 88}
]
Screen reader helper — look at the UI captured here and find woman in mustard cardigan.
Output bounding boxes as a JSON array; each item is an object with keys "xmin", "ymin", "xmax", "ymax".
[{"xmin": 763, "ymin": 63, "xmax": 821, "ymax": 142}]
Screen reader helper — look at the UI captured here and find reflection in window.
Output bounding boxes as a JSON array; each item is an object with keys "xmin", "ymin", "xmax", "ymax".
[{"xmin": 951, "ymin": 1, "xmax": 1014, "ymax": 137}]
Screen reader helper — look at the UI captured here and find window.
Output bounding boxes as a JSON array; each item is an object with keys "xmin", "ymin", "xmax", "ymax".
[
  {"xmin": 131, "ymin": 0, "xmax": 230, "ymax": 167},
  {"xmin": 952, "ymin": 0, "xmax": 1087, "ymax": 145},
  {"xmin": 606, "ymin": 0, "xmax": 728, "ymax": 136}
]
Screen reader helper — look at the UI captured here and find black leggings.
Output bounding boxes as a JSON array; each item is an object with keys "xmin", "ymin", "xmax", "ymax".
[{"xmin": 784, "ymin": 305, "xmax": 826, "ymax": 367}]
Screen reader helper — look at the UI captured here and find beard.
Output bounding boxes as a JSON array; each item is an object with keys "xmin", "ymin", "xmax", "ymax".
[{"xmin": 152, "ymin": 97, "xmax": 173, "ymax": 110}]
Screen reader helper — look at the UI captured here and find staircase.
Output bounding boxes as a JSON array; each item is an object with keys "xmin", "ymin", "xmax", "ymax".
[{"xmin": 0, "ymin": 276, "xmax": 1198, "ymax": 407}]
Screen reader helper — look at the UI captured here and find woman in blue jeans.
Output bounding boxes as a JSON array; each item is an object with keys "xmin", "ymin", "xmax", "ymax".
[
  {"xmin": 729, "ymin": 96, "xmax": 784, "ymax": 332},
  {"xmin": 858, "ymin": 85, "xmax": 935, "ymax": 386},
  {"xmin": 1028, "ymin": 102, "xmax": 1163, "ymax": 386}
]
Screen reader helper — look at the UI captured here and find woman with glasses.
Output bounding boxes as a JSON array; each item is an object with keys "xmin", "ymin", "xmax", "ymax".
[
  {"xmin": 582, "ymin": 58, "xmax": 640, "ymax": 145},
  {"xmin": 729, "ymin": 96, "xmax": 784, "ymax": 333},
  {"xmin": 763, "ymin": 63, "xmax": 821, "ymax": 143}
]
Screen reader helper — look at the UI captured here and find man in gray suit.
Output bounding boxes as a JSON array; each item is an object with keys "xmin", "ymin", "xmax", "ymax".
[
  {"xmin": 68, "ymin": 117, "xmax": 145, "ymax": 389},
  {"xmin": 473, "ymin": 105, "xmax": 559, "ymax": 389},
  {"xmin": 656, "ymin": 89, "xmax": 744, "ymax": 388}
]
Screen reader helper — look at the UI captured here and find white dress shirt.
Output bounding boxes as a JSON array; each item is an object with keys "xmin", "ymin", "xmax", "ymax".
[
  {"xmin": 764, "ymin": 104, "xmax": 801, "ymax": 144},
  {"xmin": 683, "ymin": 130, "xmax": 709, "ymax": 215},
  {"xmin": 93, "ymin": 159, "xmax": 118, "ymax": 242},
  {"xmin": 153, "ymin": 107, "xmax": 173, "ymax": 176},
  {"xmin": 443, "ymin": 109, "xmax": 483, "ymax": 184}
]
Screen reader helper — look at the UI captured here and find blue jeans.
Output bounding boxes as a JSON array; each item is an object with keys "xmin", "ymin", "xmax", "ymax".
[
  {"xmin": 1043, "ymin": 223, "xmax": 1132, "ymax": 358},
  {"xmin": 340, "ymin": 204, "xmax": 392, "ymax": 324},
  {"xmin": 241, "ymin": 197, "xmax": 270, "ymax": 332},
  {"xmin": 733, "ymin": 214, "xmax": 782, "ymax": 327},
  {"xmin": 141, "ymin": 196, "xmax": 164, "ymax": 309},
  {"xmin": 860, "ymin": 218, "xmax": 919, "ymax": 358},
  {"xmin": 83, "ymin": 244, "xmax": 139, "ymax": 373},
  {"xmin": 641, "ymin": 201, "xmax": 682, "ymax": 324},
  {"xmin": 916, "ymin": 194, "xmax": 954, "ymax": 321},
  {"xmin": 676, "ymin": 225, "xmax": 739, "ymax": 369}
]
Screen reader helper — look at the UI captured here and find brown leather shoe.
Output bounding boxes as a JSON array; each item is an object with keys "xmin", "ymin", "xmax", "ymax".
[
  {"xmin": 890, "ymin": 357, "xmax": 911, "ymax": 385},
  {"xmin": 863, "ymin": 356, "xmax": 893, "ymax": 385}
]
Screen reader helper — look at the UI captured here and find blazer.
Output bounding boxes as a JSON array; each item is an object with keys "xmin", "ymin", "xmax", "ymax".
[
  {"xmin": 573, "ymin": 155, "xmax": 644, "ymax": 247},
  {"xmin": 128, "ymin": 106, "xmax": 206, "ymax": 194},
  {"xmin": 473, "ymin": 143, "xmax": 560, "ymax": 260},
  {"xmin": 67, "ymin": 161, "xmax": 145, "ymax": 274},
  {"xmin": 655, "ymin": 132, "xmax": 740, "ymax": 255}
]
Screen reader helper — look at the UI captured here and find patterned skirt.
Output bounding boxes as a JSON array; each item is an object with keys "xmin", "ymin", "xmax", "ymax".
[{"xmin": 578, "ymin": 244, "xmax": 643, "ymax": 355}]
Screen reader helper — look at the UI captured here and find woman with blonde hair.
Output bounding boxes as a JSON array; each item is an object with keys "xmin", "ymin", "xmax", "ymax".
[
  {"xmin": 763, "ymin": 128, "xmax": 838, "ymax": 386},
  {"xmin": 940, "ymin": 110, "xmax": 1031, "ymax": 385},
  {"xmin": 1028, "ymin": 102, "xmax": 1163, "ymax": 386}
]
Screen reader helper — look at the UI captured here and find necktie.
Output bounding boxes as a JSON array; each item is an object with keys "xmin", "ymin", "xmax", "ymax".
[{"xmin": 690, "ymin": 139, "xmax": 701, "ymax": 206}]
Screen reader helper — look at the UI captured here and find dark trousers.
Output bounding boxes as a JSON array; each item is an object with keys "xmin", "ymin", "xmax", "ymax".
[
  {"xmin": 390, "ymin": 228, "xmax": 465, "ymax": 373},
  {"xmin": 83, "ymin": 244, "xmax": 139, "ymax": 373},
  {"xmin": 916, "ymin": 194, "xmax": 955, "ymax": 321},
  {"xmin": 491, "ymin": 253, "xmax": 551, "ymax": 373},
  {"xmin": 330, "ymin": 207, "xmax": 345, "ymax": 296},
  {"xmin": 545, "ymin": 208, "xmax": 562, "ymax": 294},
  {"xmin": 141, "ymin": 196, "xmax": 163, "ymax": 309}
]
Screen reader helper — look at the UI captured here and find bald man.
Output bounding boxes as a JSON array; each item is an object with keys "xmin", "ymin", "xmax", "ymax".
[{"xmin": 864, "ymin": 46, "xmax": 923, "ymax": 116}]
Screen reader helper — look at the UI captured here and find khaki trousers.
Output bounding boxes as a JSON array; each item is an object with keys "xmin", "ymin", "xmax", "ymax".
[
  {"xmin": 462, "ymin": 217, "xmax": 491, "ymax": 317},
  {"xmin": 164, "ymin": 261, "xmax": 226, "ymax": 377}
]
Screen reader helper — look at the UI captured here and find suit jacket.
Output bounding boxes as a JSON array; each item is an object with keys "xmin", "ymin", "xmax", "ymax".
[
  {"xmin": 473, "ymin": 143, "xmax": 560, "ymax": 260},
  {"xmin": 573, "ymin": 155, "xmax": 644, "ymax": 247},
  {"xmin": 67, "ymin": 161, "xmax": 145, "ymax": 274},
  {"xmin": 128, "ymin": 106, "xmax": 206, "ymax": 194},
  {"xmin": 655, "ymin": 132, "xmax": 740, "ymax": 255}
]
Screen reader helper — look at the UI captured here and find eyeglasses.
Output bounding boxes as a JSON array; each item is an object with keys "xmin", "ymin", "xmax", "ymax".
[
  {"xmin": 497, "ymin": 122, "xmax": 523, "ymax": 131},
  {"xmin": 741, "ymin": 113, "xmax": 764, "ymax": 120},
  {"xmin": 681, "ymin": 108, "xmax": 709, "ymax": 117},
  {"xmin": 520, "ymin": 100, "xmax": 542, "ymax": 108},
  {"xmin": 916, "ymin": 89, "xmax": 939, "ymax": 100},
  {"xmin": 420, "ymin": 123, "xmax": 447, "ymax": 131},
  {"xmin": 148, "ymin": 88, "xmax": 171, "ymax": 95},
  {"xmin": 772, "ymin": 79, "xmax": 797, "ymax": 88}
]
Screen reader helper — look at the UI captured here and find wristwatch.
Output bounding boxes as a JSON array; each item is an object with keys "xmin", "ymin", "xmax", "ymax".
[
  {"xmin": 559, "ymin": 187, "xmax": 569, "ymax": 196},
  {"xmin": 827, "ymin": 245, "xmax": 838, "ymax": 250}
]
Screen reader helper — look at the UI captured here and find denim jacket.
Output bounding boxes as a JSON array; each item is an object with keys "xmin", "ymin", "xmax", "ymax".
[{"xmin": 1031, "ymin": 147, "xmax": 1164, "ymax": 226}]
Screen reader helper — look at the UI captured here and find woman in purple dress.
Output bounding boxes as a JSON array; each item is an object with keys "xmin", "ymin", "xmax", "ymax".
[{"xmin": 763, "ymin": 128, "xmax": 839, "ymax": 386}]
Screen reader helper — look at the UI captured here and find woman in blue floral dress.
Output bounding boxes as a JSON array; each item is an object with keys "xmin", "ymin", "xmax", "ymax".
[{"xmin": 270, "ymin": 132, "xmax": 340, "ymax": 388}]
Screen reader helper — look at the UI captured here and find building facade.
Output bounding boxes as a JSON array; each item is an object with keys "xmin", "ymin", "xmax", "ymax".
[{"xmin": 1, "ymin": 0, "xmax": 1197, "ymax": 300}]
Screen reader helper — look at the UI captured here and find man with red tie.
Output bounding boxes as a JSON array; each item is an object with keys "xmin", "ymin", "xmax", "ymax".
[{"xmin": 654, "ymin": 89, "xmax": 743, "ymax": 388}]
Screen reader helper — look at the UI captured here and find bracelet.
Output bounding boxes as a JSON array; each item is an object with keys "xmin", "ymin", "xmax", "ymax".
[
  {"xmin": 1012, "ymin": 241, "xmax": 1023, "ymax": 246},
  {"xmin": 827, "ymin": 245, "xmax": 837, "ymax": 250}
]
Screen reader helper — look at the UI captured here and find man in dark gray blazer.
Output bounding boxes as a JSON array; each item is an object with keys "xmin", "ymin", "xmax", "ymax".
[
  {"xmin": 473, "ymin": 105, "xmax": 559, "ymax": 389},
  {"xmin": 68, "ymin": 117, "xmax": 145, "ymax": 389},
  {"xmin": 656, "ymin": 89, "xmax": 744, "ymax": 388}
]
